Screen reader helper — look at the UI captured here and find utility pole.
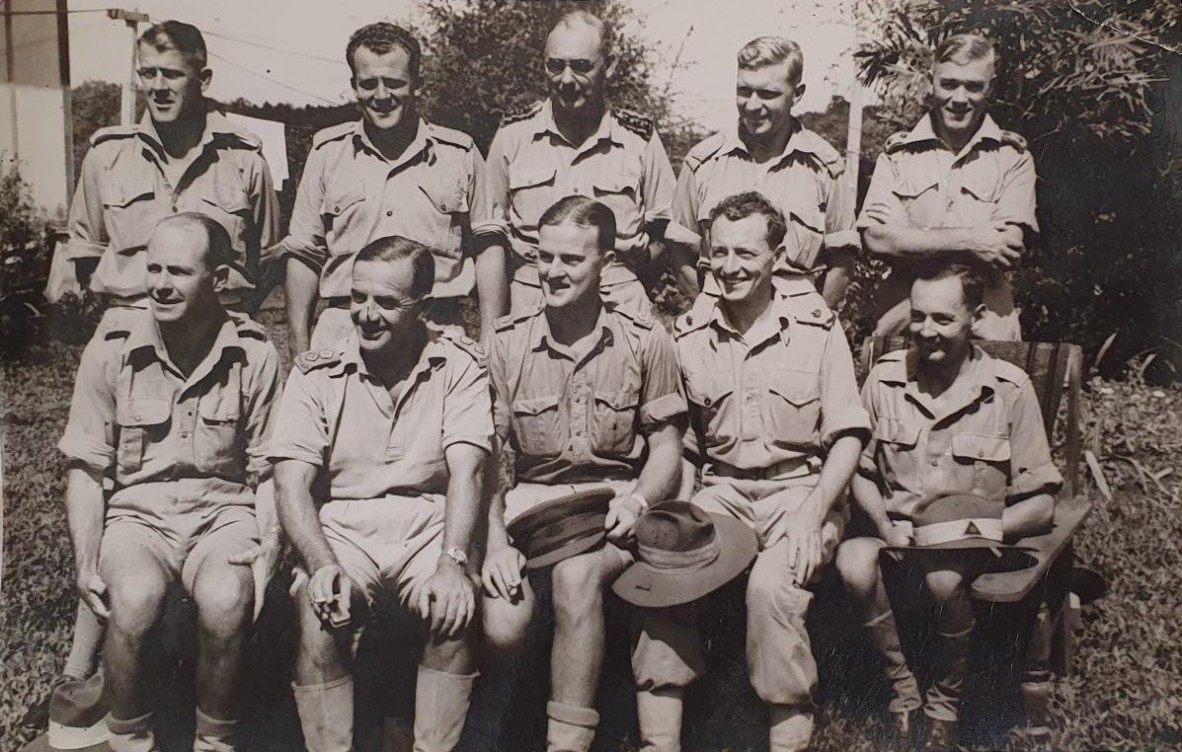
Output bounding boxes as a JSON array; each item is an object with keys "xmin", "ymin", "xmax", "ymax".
[
  {"xmin": 107, "ymin": 8, "xmax": 149, "ymax": 125},
  {"xmin": 844, "ymin": 1, "xmax": 864, "ymax": 217}
]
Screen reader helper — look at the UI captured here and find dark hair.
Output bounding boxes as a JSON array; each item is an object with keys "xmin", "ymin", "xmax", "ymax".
[
  {"xmin": 354, "ymin": 235, "xmax": 435, "ymax": 299},
  {"xmin": 138, "ymin": 21, "xmax": 207, "ymax": 70},
  {"xmin": 346, "ymin": 23, "xmax": 421, "ymax": 79},
  {"xmin": 155, "ymin": 213, "xmax": 233, "ymax": 270},
  {"xmin": 538, "ymin": 195, "xmax": 617, "ymax": 253},
  {"xmin": 707, "ymin": 191, "xmax": 788, "ymax": 249},
  {"xmin": 914, "ymin": 260, "xmax": 985, "ymax": 310}
]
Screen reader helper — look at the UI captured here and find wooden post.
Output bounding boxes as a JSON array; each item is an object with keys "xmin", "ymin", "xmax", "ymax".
[{"xmin": 107, "ymin": 9, "xmax": 149, "ymax": 125}]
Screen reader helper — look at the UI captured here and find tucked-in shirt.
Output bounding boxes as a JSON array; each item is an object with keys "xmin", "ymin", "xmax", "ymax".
[
  {"xmin": 490, "ymin": 304, "xmax": 686, "ymax": 484},
  {"xmin": 278, "ymin": 119, "xmax": 486, "ymax": 299},
  {"xmin": 668, "ymin": 121, "xmax": 858, "ymax": 276},
  {"xmin": 67, "ymin": 112, "xmax": 279, "ymax": 299},
  {"xmin": 857, "ymin": 113, "xmax": 1038, "ymax": 319},
  {"xmin": 674, "ymin": 294, "xmax": 869, "ymax": 479},
  {"xmin": 267, "ymin": 329, "xmax": 493, "ymax": 501},
  {"xmin": 478, "ymin": 100, "xmax": 676, "ymax": 286},
  {"xmin": 58, "ymin": 310, "xmax": 281, "ymax": 513},
  {"xmin": 859, "ymin": 346, "xmax": 1063, "ymax": 519}
]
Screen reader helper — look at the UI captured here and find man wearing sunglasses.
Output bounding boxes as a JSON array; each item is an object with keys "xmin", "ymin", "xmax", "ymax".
[{"xmin": 478, "ymin": 10, "xmax": 676, "ymax": 317}]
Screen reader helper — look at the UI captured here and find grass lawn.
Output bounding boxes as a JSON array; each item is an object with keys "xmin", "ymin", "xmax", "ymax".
[{"xmin": 3, "ymin": 305, "xmax": 1181, "ymax": 751}]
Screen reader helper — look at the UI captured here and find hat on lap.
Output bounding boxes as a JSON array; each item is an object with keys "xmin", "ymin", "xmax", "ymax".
[
  {"xmin": 883, "ymin": 493, "xmax": 1038, "ymax": 573},
  {"xmin": 507, "ymin": 487, "xmax": 616, "ymax": 569}
]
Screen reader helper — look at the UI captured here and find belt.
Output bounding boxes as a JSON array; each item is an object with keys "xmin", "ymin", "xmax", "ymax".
[{"xmin": 708, "ymin": 457, "xmax": 815, "ymax": 482}]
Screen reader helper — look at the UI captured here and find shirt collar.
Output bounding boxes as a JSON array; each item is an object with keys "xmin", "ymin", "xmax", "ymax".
[
  {"xmin": 137, "ymin": 108, "xmax": 233, "ymax": 161},
  {"xmin": 723, "ymin": 117, "xmax": 819, "ymax": 165},
  {"xmin": 351, "ymin": 118, "xmax": 433, "ymax": 169},
  {"xmin": 530, "ymin": 304, "xmax": 615, "ymax": 359},
  {"xmin": 536, "ymin": 99, "xmax": 618, "ymax": 150},
  {"xmin": 706, "ymin": 293, "xmax": 795, "ymax": 349},
  {"xmin": 125, "ymin": 310, "xmax": 239, "ymax": 381},
  {"xmin": 884, "ymin": 344, "xmax": 1000, "ymax": 418},
  {"xmin": 331, "ymin": 327, "xmax": 447, "ymax": 381},
  {"xmin": 901, "ymin": 112, "xmax": 1003, "ymax": 156}
]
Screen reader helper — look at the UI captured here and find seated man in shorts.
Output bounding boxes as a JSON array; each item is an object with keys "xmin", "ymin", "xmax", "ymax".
[
  {"xmin": 481, "ymin": 195, "xmax": 686, "ymax": 752},
  {"xmin": 59, "ymin": 213, "xmax": 282, "ymax": 752},
  {"xmin": 270, "ymin": 236, "xmax": 491, "ymax": 752},
  {"xmin": 634, "ymin": 192, "xmax": 868, "ymax": 752},
  {"xmin": 836, "ymin": 261, "xmax": 1060, "ymax": 750}
]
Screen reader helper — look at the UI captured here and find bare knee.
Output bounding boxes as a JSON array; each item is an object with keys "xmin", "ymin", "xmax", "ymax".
[
  {"xmin": 482, "ymin": 586, "xmax": 534, "ymax": 656},
  {"xmin": 551, "ymin": 554, "xmax": 604, "ymax": 626},
  {"xmin": 924, "ymin": 569, "xmax": 964, "ymax": 604},
  {"xmin": 106, "ymin": 570, "xmax": 168, "ymax": 638},
  {"xmin": 836, "ymin": 538, "xmax": 884, "ymax": 599},
  {"xmin": 192, "ymin": 566, "xmax": 253, "ymax": 639}
]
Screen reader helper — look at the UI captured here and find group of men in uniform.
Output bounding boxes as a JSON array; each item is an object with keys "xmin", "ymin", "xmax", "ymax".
[{"xmin": 42, "ymin": 9, "xmax": 1058, "ymax": 752}]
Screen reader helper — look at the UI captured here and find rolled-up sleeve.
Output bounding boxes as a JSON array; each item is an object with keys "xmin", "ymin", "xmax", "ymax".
[
  {"xmin": 266, "ymin": 367, "xmax": 328, "ymax": 467},
  {"xmin": 857, "ymin": 377, "xmax": 883, "ymax": 479},
  {"xmin": 993, "ymin": 151, "xmax": 1039, "ymax": 234},
  {"xmin": 818, "ymin": 325, "xmax": 870, "ymax": 449},
  {"xmin": 247, "ymin": 151, "xmax": 281, "ymax": 269},
  {"xmin": 665, "ymin": 163, "xmax": 703, "ymax": 247},
  {"xmin": 243, "ymin": 343, "xmax": 282, "ymax": 485},
  {"xmin": 641, "ymin": 131, "xmax": 675, "ymax": 226},
  {"xmin": 58, "ymin": 339, "xmax": 117, "ymax": 472},
  {"xmin": 1006, "ymin": 379, "xmax": 1062, "ymax": 501},
  {"xmin": 489, "ymin": 337, "xmax": 514, "ymax": 447},
  {"xmin": 442, "ymin": 356, "xmax": 494, "ymax": 453},
  {"xmin": 473, "ymin": 128, "xmax": 512, "ymax": 238},
  {"xmin": 856, "ymin": 153, "xmax": 904, "ymax": 231},
  {"xmin": 278, "ymin": 146, "xmax": 330, "ymax": 272},
  {"xmin": 638, "ymin": 325, "xmax": 687, "ymax": 431},
  {"xmin": 823, "ymin": 166, "xmax": 860, "ymax": 251},
  {"xmin": 66, "ymin": 150, "xmax": 109, "ymax": 263}
]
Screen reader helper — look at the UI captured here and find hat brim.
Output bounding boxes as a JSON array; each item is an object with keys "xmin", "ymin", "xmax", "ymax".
[
  {"xmin": 612, "ymin": 514, "xmax": 759, "ymax": 608},
  {"xmin": 21, "ymin": 732, "xmax": 110, "ymax": 752},
  {"xmin": 883, "ymin": 539, "xmax": 1037, "ymax": 573},
  {"xmin": 525, "ymin": 530, "xmax": 607, "ymax": 570},
  {"xmin": 506, "ymin": 487, "xmax": 615, "ymax": 540}
]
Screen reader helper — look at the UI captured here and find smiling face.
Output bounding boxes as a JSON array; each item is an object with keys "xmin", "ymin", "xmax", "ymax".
[
  {"xmin": 351, "ymin": 45, "xmax": 417, "ymax": 133},
  {"xmin": 545, "ymin": 22, "xmax": 612, "ymax": 118},
  {"xmin": 709, "ymin": 213, "xmax": 777, "ymax": 305},
  {"xmin": 537, "ymin": 221, "xmax": 606, "ymax": 310},
  {"xmin": 137, "ymin": 44, "xmax": 208, "ymax": 125},
  {"xmin": 909, "ymin": 275, "xmax": 980, "ymax": 368},
  {"xmin": 350, "ymin": 258, "xmax": 421, "ymax": 353},
  {"xmin": 145, "ymin": 222, "xmax": 223, "ymax": 324},
  {"xmin": 736, "ymin": 61, "xmax": 803, "ymax": 142},
  {"xmin": 931, "ymin": 57, "xmax": 992, "ymax": 143}
]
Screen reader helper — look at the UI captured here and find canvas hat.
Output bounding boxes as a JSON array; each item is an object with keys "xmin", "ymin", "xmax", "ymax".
[
  {"xmin": 507, "ymin": 487, "xmax": 615, "ymax": 569},
  {"xmin": 612, "ymin": 500, "xmax": 759, "ymax": 608},
  {"xmin": 22, "ymin": 673, "xmax": 110, "ymax": 752},
  {"xmin": 884, "ymin": 493, "xmax": 1036, "ymax": 572}
]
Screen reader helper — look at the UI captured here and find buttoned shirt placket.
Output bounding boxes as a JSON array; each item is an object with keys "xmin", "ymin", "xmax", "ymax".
[
  {"xmin": 895, "ymin": 369, "xmax": 994, "ymax": 493},
  {"xmin": 537, "ymin": 324, "xmax": 612, "ymax": 463}
]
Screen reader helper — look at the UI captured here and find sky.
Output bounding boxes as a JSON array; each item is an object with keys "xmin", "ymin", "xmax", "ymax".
[{"xmin": 67, "ymin": 0, "xmax": 860, "ymax": 132}]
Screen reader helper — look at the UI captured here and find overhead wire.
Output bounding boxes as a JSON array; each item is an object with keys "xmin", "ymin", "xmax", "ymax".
[{"xmin": 206, "ymin": 50, "xmax": 341, "ymax": 105}]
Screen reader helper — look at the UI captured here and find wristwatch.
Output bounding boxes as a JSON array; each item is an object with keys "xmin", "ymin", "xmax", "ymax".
[
  {"xmin": 443, "ymin": 546, "xmax": 469, "ymax": 568},
  {"xmin": 629, "ymin": 492, "xmax": 649, "ymax": 511}
]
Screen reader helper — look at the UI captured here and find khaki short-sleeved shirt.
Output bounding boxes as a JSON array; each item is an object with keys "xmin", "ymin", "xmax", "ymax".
[
  {"xmin": 490, "ymin": 304, "xmax": 686, "ymax": 485},
  {"xmin": 675, "ymin": 295, "xmax": 869, "ymax": 480},
  {"xmin": 857, "ymin": 114, "xmax": 1038, "ymax": 325},
  {"xmin": 478, "ymin": 101, "xmax": 676, "ymax": 287},
  {"xmin": 278, "ymin": 119, "xmax": 485, "ymax": 300},
  {"xmin": 668, "ymin": 122, "xmax": 858, "ymax": 278},
  {"xmin": 267, "ymin": 328, "xmax": 493, "ymax": 501},
  {"xmin": 859, "ymin": 346, "xmax": 1062, "ymax": 520},
  {"xmin": 58, "ymin": 310, "xmax": 281, "ymax": 514},
  {"xmin": 67, "ymin": 112, "xmax": 280, "ymax": 300}
]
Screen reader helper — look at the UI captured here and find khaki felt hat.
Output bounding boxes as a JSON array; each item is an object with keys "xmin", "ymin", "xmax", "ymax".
[
  {"xmin": 884, "ymin": 493, "xmax": 1037, "ymax": 573},
  {"xmin": 22, "ymin": 673, "xmax": 111, "ymax": 752}
]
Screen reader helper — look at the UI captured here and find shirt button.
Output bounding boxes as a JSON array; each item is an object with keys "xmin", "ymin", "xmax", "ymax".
[
  {"xmin": 386, "ymin": 210, "xmax": 393, "ymax": 217},
  {"xmin": 181, "ymin": 432, "xmax": 189, "ymax": 439},
  {"xmin": 931, "ymin": 460, "xmax": 939, "ymax": 467},
  {"xmin": 134, "ymin": 413, "xmax": 142, "ymax": 422}
]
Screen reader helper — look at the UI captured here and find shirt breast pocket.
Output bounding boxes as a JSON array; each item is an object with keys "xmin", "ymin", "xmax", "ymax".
[
  {"xmin": 198, "ymin": 185, "xmax": 251, "ymax": 261},
  {"xmin": 323, "ymin": 182, "xmax": 367, "ymax": 254},
  {"xmin": 418, "ymin": 182, "xmax": 469, "ymax": 261},
  {"xmin": 592, "ymin": 387, "xmax": 640, "ymax": 455},
  {"xmin": 873, "ymin": 417, "xmax": 921, "ymax": 487},
  {"xmin": 685, "ymin": 376, "xmax": 735, "ymax": 444},
  {"xmin": 511, "ymin": 393, "xmax": 563, "ymax": 457},
  {"xmin": 786, "ymin": 207, "xmax": 826, "ymax": 269},
  {"xmin": 508, "ymin": 165, "xmax": 557, "ymax": 228},
  {"xmin": 591, "ymin": 170, "xmax": 642, "ymax": 238},
  {"xmin": 951, "ymin": 432, "xmax": 1011, "ymax": 499},
  {"xmin": 958, "ymin": 171, "xmax": 1004, "ymax": 224},
  {"xmin": 101, "ymin": 180, "xmax": 158, "ymax": 254},
  {"xmin": 115, "ymin": 399, "xmax": 171, "ymax": 475},
  {"xmin": 767, "ymin": 369, "xmax": 821, "ymax": 447},
  {"xmin": 197, "ymin": 392, "xmax": 243, "ymax": 477}
]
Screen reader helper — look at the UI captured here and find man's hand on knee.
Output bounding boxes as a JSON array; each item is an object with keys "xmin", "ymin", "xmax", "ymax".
[
  {"xmin": 228, "ymin": 533, "xmax": 282, "ymax": 622},
  {"xmin": 421, "ymin": 557, "xmax": 476, "ymax": 638},
  {"xmin": 77, "ymin": 570, "xmax": 110, "ymax": 620},
  {"xmin": 482, "ymin": 543, "xmax": 526, "ymax": 601}
]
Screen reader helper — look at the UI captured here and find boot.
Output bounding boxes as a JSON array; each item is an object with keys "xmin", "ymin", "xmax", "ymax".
[
  {"xmin": 412, "ymin": 666, "xmax": 477, "ymax": 752},
  {"xmin": 637, "ymin": 688, "xmax": 683, "ymax": 752},
  {"xmin": 923, "ymin": 717, "xmax": 958, "ymax": 752},
  {"xmin": 923, "ymin": 622, "xmax": 974, "ymax": 752},
  {"xmin": 193, "ymin": 707, "xmax": 239, "ymax": 752},
  {"xmin": 768, "ymin": 705, "xmax": 813, "ymax": 752},
  {"xmin": 864, "ymin": 610, "xmax": 922, "ymax": 737},
  {"xmin": 545, "ymin": 701, "xmax": 598, "ymax": 752},
  {"xmin": 107, "ymin": 711, "xmax": 159, "ymax": 752},
  {"xmin": 292, "ymin": 676, "xmax": 355, "ymax": 752}
]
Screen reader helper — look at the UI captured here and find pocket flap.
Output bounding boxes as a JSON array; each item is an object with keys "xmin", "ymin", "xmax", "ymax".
[
  {"xmin": 199, "ymin": 393, "xmax": 241, "ymax": 423},
  {"xmin": 105, "ymin": 180, "xmax": 155, "ymax": 208},
  {"xmin": 685, "ymin": 377, "xmax": 732, "ymax": 409},
  {"xmin": 890, "ymin": 175, "xmax": 939, "ymax": 200},
  {"xmin": 960, "ymin": 171, "xmax": 1001, "ymax": 202},
  {"xmin": 324, "ymin": 183, "xmax": 366, "ymax": 215},
  {"xmin": 592, "ymin": 170, "xmax": 640, "ymax": 195},
  {"xmin": 201, "ymin": 184, "xmax": 250, "ymax": 214},
  {"xmin": 419, "ymin": 183, "xmax": 470, "ymax": 214},
  {"xmin": 508, "ymin": 165, "xmax": 557, "ymax": 191},
  {"xmin": 874, "ymin": 417, "xmax": 920, "ymax": 447},
  {"xmin": 593, "ymin": 388, "xmax": 640, "ymax": 412},
  {"xmin": 768, "ymin": 370, "xmax": 820, "ymax": 407},
  {"xmin": 512, "ymin": 394, "xmax": 561, "ymax": 417},
  {"xmin": 116, "ymin": 399, "xmax": 171, "ymax": 427},
  {"xmin": 952, "ymin": 433, "xmax": 1011, "ymax": 462}
]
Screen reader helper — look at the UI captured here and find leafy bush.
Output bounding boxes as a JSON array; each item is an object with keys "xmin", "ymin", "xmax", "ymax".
[{"xmin": 0, "ymin": 167, "xmax": 54, "ymax": 360}]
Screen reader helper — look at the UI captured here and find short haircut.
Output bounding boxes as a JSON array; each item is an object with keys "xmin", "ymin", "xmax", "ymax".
[
  {"xmin": 549, "ymin": 9, "xmax": 611, "ymax": 58},
  {"xmin": 934, "ymin": 33, "xmax": 996, "ymax": 74},
  {"xmin": 538, "ymin": 195, "xmax": 617, "ymax": 254},
  {"xmin": 346, "ymin": 22, "xmax": 422, "ymax": 79},
  {"xmin": 139, "ymin": 21, "xmax": 208, "ymax": 70},
  {"xmin": 914, "ymin": 260, "xmax": 985, "ymax": 310},
  {"xmin": 708, "ymin": 191, "xmax": 788, "ymax": 250},
  {"xmin": 354, "ymin": 235, "xmax": 435, "ymax": 299},
  {"xmin": 737, "ymin": 36, "xmax": 803, "ymax": 85},
  {"xmin": 154, "ymin": 213, "xmax": 234, "ymax": 270}
]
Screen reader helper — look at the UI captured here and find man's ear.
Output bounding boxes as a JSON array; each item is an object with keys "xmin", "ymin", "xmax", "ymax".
[
  {"xmin": 603, "ymin": 53, "xmax": 618, "ymax": 81},
  {"xmin": 200, "ymin": 67, "xmax": 212, "ymax": 94},
  {"xmin": 792, "ymin": 82, "xmax": 806, "ymax": 106},
  {"xmin": 212, "ymin": 264, "xmax": 230, "ymax": 294},
  {"xmin": 971, "ymin": 302, "xmax": 987, "ymax": 324}
]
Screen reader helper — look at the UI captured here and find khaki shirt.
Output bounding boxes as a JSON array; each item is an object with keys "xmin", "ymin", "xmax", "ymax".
[
  {"xmin": 58, "ymin": 310, "xmax": 281, "ymax": 514},
  {"xmin": 859, "ymin": 346, "xmax": 1062, "ymax": 519},
  {"xmin": 491, "ymin": 304, "xmax": 686, "ymax": 485},
  {"xmin": 279, "ymin": 119, "xmax": 486, "ymax": 299},
  {"xmin": 267, "ymin": 329, "xmax": 493, "ymax": 501},
  {"xmin": 668, "ymin": 122, "xmax": 858, "ymax": 276},
  {"xmin": 857, "ymin": 113, "xmax": 1037, "ymax": 320},
  {"xmin": 479, "ymin": 100, "xmax": 676, "ymax": 286},
  {"xmin": 675, "ymin": 295, "xmax": 868, "ymax": 480},
  {"xmin": 67, "ymin": 112, "xmax": 279, "ymax": 299}
]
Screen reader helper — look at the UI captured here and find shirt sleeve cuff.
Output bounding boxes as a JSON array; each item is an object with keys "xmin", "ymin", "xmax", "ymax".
[
  {"xmin": 821, "ymin": 409, "xmax": 872, "ymax": 450},
  {"xmin": 281, "ymin": 242, "xmax": 327, "ymax": 273},
  {"xmin": 472, "ymin": 218, "xmax": 510, "ymax": 238},
  {"xmin": 58, "ymin": 433, "xmax": 115, "ymax": 473},
  {"xmin": 442, "ymin": 434, "xmax": 493, "ymax": 454},
  {"xmin": 1010, "ymin": 463, "xmax": 1063, "ymax": 500},
  {"xmin": 639, "ymin": 392, "xmax": 688, "ymax": 429},
  {"xmin": 66, "ymin": 239, "xmax": 106, "ymax": 261},
  {"xmin": 664, "ymin": 221, "xmax": 701, "ymax": 246},
  {"xmin": 266, "ymin": 444, "xmax": 324, "ymax": 468},
  {"xmin": 823, "ymin": 229, "xmax": 861, "ymax": 252}
]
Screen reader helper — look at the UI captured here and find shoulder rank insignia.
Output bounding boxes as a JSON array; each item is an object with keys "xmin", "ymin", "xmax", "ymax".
[
  {"xmin": 229, "ymin": 313, "xmax": 269, "ymax": 340},
  {"xmin": 615, "ymin": 108, "xmax": 655, "ymax": 141},
  {"xmin": 439, "ymin": 327, "xmax": 487, "ymax": 367},
  {"xmin": 792, "ymin": 305, "xmax": 836, "ymax": 328},
  {"xmin": 672, "ymin": 310, "xmax": 707, "ymax": 339},
  {"xmin": 999, "ymin": 130, "xmax": 1028, "ymax": 152},
  {"xmin": 883, "ymin": 131, "xmax": 913, "ymax": 154},
  {"xmin": 609, "ymin": 302, "xmax": 655, "ymax": 330},
  {"xmin": 295, "ymin": 348, "xmax": 341, "ymax": 374},
  {"xmin": 499, "ymin": 101, "xmax": 544, "ymax": 127}
]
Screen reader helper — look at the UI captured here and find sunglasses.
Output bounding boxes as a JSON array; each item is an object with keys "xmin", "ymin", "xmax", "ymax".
[{"xmin": 545, "ymin": 57, "xmax": 596, "ymax": 76}]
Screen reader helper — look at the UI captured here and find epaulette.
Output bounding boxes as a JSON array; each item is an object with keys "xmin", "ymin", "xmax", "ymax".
[
  {"xmin": 883, "ymin": 131, "xmax": 912, "ymax": 154},
  {"xmin": 799, "ymin": 130, "xmax": 844, "ymax": 179},
  {"xmin": 493, "ymin": 308, "xmax": 538, "ymax": 333},
  {"xmin": 294, "ymin": 348, "xmax": 342, "ymax": 374},
  {"xmin": 426, "ymin": 122, "xmax": 475, "ymax": 151},
  {"xmin": 683, "ymin": 132, "xmax": 726, "ymax": 171},
  {"xmin": 230, "ymin": 314, "xmax": 269, "ymax": 340},
  {"xmin": 614, "ymin": 108, "xmax": 654, "ymax": 141},
  {"xmin": 999, "ymin": 130, "xmax": 1028, "ymax": 152},
  {"xmin": 875, "ymin": 349, "xmax": 906, "ymax": 365},
  {"xmin": 791, "ymin": 305, "xmax": 836, "ymax": 329},
  {"xmin": 438, "ymin": 327, "xmax": 487, "ymax": 367},
  {"xmin": 499, "ymin": 101, "xmax": 543, "ymax": 128},
  {"xmin": 311, "ymin": 121, "xmax": 356, "ymax": 151},
  {"xmin": 88, "ymin": 124, "xmax": 139, "ymax": 148},
  {"xmin": 217, "ymin": 128, "xmax": 262, "ymax": 151},
  {"xmin": 99, "ymin": 316, "xmax": 134, "ymax": 341},
  {"xmin": 672, "ymin": 310, "xmax": 709, "ymax": 339},
  {"xmin": 990, "ymin": 357, "xmax": 1031, "ymax": 386},
  {"xmin": 609, "ymin": 302, "xmax": 655, "ymax": 330}
]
